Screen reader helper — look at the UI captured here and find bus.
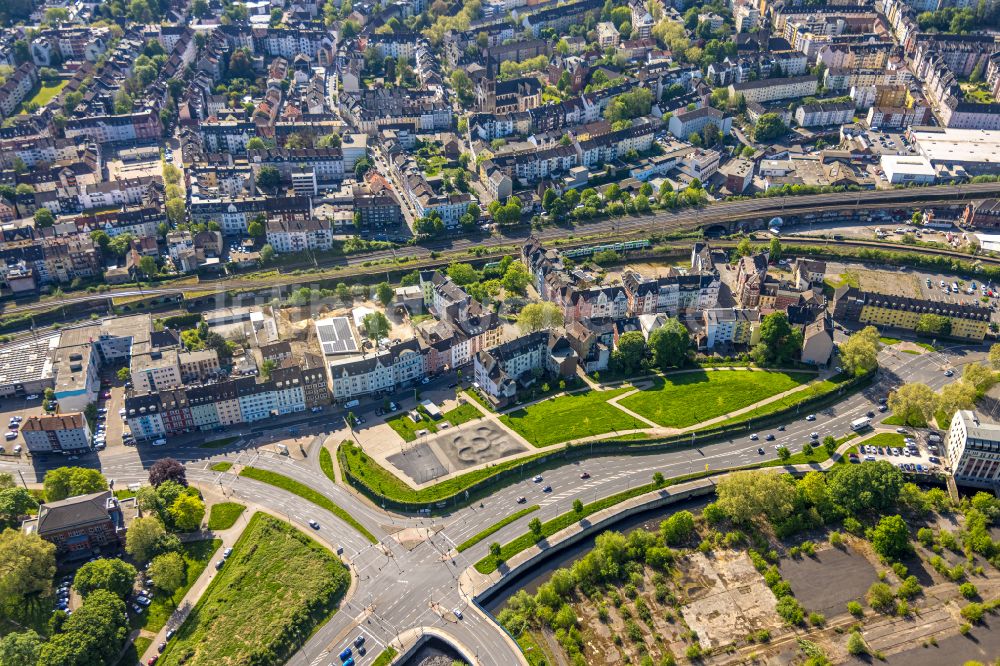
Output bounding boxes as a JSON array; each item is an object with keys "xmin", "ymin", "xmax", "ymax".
[{"xmin": 851, "ymin": 417, "xmax": 872, "ymax": 432}]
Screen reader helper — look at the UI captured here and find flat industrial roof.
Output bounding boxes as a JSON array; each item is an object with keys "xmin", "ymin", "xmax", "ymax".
[{"xmin": 911, "ymin": 127, "xmax": 1000, "ymax": 165}]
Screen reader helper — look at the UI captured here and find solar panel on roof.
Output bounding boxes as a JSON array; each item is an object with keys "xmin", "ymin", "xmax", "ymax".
[{"xmin": 316, "ymin": 317, "xmax": 358, "ymax": 355}]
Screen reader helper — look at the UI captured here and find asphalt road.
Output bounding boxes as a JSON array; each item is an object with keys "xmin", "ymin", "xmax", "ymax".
[{"xmin": 0, "ymin": 344, "xmax": 982, "ymax": 665}]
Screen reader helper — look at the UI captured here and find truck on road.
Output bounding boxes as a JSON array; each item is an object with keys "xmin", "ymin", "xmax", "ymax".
[{"xmin": 851, "ymin": 417, "xmax": 872, "ymax": 432}]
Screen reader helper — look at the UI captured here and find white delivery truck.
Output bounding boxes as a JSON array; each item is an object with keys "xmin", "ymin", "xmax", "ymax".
[{"xmin": 851, "ymin": 417, "xmax": 872, "ymax": 432}]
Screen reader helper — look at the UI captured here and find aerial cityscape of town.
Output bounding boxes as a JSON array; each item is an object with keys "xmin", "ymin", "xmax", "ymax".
[{"xmin": 7, "ymin": 0, "xmax": 1000, "ymax": 664}]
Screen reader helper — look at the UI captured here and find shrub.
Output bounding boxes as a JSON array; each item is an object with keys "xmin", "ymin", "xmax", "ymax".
[
  {"xmin": 847, "ymin": 631, "xmax": 867, "ymax": 655},
  {"xmin": 808, "ymin": 612, "xmax": 825, "ymax": 627},
  {"xmin": 685, "ymin": 643, "xmax": 703, "ymax": 660},
  {"xmin": 961, "ymin": 602, "xmax": 985, "ymax": 624},
  {"xmin": 776, "ymin": 596, "xmax": 805, "ymax": 626},
  {"xmin": 866, "ymin": 582, "xmax": 895, "ymax": 613},
  {"xmin": 847, "ymin": 601, "xmax": 863, "ymax": 617},
  {"xmin": 829, "ymin": 531, "xmax": 844, "ymax": 547},
  {"xmin": 800, "ymin": 540, "xmax": 816, "ymax": 556},
  {"xmin": 897, "ymin": 576, "xmax": 922, "ymax": 600},
  {"xmin": 959, "ymin": 582, "xmax": 978, "ymax": 600},
  {"xmin": 959, "ymin": 623, "xmax": 972, "ymax": 635},
  {"xmin": 917, "ymin": 527, "xmax": 934, "ymax": 547},
  {"xmin": 896, "ymin": 600, "xmax": 911, "ymax": 617},
  {"xmin": 843, "ymin": 516, "xmax": 863, "ymax": 535},
  {"xmin": 891, "ymin": 562, "xmax": 908, "ymax": 578}
]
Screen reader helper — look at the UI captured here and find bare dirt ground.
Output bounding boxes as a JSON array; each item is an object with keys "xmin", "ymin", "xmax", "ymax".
[{"xmin": 680, "ymin": 551, "xmax": 781, "ymax": 650}]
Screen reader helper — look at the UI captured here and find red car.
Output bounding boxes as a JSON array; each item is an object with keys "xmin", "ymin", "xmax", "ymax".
[{"xmin": 147, "ymin": 657, "xmax": 158, "ymax": 665}]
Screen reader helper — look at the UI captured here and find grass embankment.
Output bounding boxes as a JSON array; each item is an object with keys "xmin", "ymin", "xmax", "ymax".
[
  {"xmin": 762, "ymin": 433, "xmax": 858, "ymax": 468},
  {"xmin": 882, "ymin": 413, "xmax": 926, "ymax": 427},
  {"xmin": 239, "ymin": 466, "xmax": 377, "ymax": 543},
  {"xmin": 320, "ymin": 447, "xmax": 336, "ymax": 483},
  {"xmin": 474, "ymin": 470, "xmax": 716, "ymax": 574},
  {"xmin": 143, "ymin": 539, "xmax": 221, "ymax": 633},
  {"xmin": 198, "ymin": 436, "xmax": 240, "ymax": 449},
  {"xmin": 340, "ymin": 441, "xmax": 547, "ymax": 505},
  {"xmin": 707, "ymin": 374, "xmax": 850, "ymax": 429},
  {"xmin": 387, "ymin": 402, "xmax": 484, "ymax": 442},
  {"xmin": 209, "ymin": 462, "xmax": 232, "ymax": 472},
  {"xmin": 157, "ymin": 514, "xmax": 350, "ymax": 666},
  {"xmin": 619, "ymin": 370, "xmax": 813, "ymax": 428},
  {"xmin": 862, "ymin": 433, "xmax": 906, "ymax": 450},
  {"xmin": 456, "ymin": 506, "xmax": 539, "ymax": 552},
  {"xmin": 207, "ymin": 502, "xmax": 245, "ymax": 530},
  {"xmin": 501, "ymin": 388, "xmax": 645, "ymax": 447},
  {"xmin": 371, "ymin": 647, "xmax": 398, "ymax": 666}
]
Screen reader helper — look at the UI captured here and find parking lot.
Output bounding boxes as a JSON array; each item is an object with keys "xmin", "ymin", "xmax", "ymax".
[
  {"xmin": 849, "ymin": 430, "xmax": 945, "ymax": 476},
  {"xmin": 0, "ymin": 395, "xmax": 48, "ymax": 459}
]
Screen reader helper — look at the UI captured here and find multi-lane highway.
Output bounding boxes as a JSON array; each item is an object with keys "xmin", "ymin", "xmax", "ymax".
[{"xmin": 0, "ymin": 342, "xmax": 980, "ymax": 665}]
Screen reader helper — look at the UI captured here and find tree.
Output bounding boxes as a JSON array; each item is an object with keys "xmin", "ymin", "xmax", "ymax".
[
  {"xmin": 335, "ymin": 283, "xmax": 352, "ymax": 305},
  {"xmin": 450, "ymin": 69, "xmax": 474, "ymax": 105},
  {"xmin": 777, "ymin": 446, "xmax": 791, "ymax": 460},
  {"xmin": 916, "ymin": 313, "xmax": 951, "ymax": 337},
  {"xmin": 360, "ymin": 311, "xmax": 391, "ymax": 342},
  {"xmin": 736, "ymin": 237, "xmax": 753, "ymax": 257},
  {"xmin": 192, "ymin": 0, "xmax": 209, "ymax": 17},
  {"xmin": 715, "ymin": 471, "xmax": 797, "ymax": 525},
  {"xmin": 839, "ymin": 326, "xmax": 880, "ymax": 376},
  {"xmin": 753, "ymin": 113, "xmax": 788, "ymax": 142},
  {"xmin": 125, "ymin": 517, "xmax": 167, "ymax": 563},
  {"xmin": 0, "ymin": 529, "xmax": 55, "ymax": 607},
  {"xmin": 869, "ymin": 514, "xmax": 912, "ymax": 560},
  {"xmin": 43, "ymin": 467, "xmax": 107, "ymax": 501},
  {"xmin": 962, "ymin": 362, "xmax": 996, "ymax": 393},
  {"xmin": 888, "ymin": 383, "xmax": 938, "ymax": 427},
  {"xmin": 768, "ymin": 237, "xmax": 782, "ymax": 262},
  {"xmin": 648, "ymin": 318, "xmax": 689, "ymax": 370},
  {"xmin": 501, "ymin": 261, "xmax": 531, "ymax": 295},
  {"xmin": 447, "ymin": 262, "xmax": 480, "ymax": 286},
  {"xmin": 757, "ymin": 312, "xmax": 802, "ymax": 364},
  {"xmin": 256, "ymin": 165, "xmax": 281, "ymax": 190},
  {"xmin": 613, "ymin": 331, "xmax": 647, "ymax": 374},
  {"xmin": 149, "ymin": 458, "xmax": 187, "ymax": 487},
  {"xmin": 989, "ymin": 343, "xmax": 1000, "ymax": 370},
  {"xmin": 247, "ymin": 220, "xmax": 265, "ymax": 238},
  {"xmin": 73, "ymin": 558, "xmax": 137, "ymax": 598},
  {"xmin": 375, "ymin": 281, "xmax": 394, "ymax": 308},
  {"xmin": 0, "ymin": 487, "xmax": 36, "ymax": 527},
  {"xmin": 0, "ymin": 630, "xmax": 42, "ymax": 665},
  {"xmin": 33, "ymin": 208, "xmax": 55, "ymax": 228},
  {"xmin": 937, "ymin": 380, "xmax": 977, "ymax": 422},
  {"xmin": 165, "ymin": 198, "xmax": 185, "ymax": 224},
  {"xmin": 528, "ymin": 517, "xmax": 543, "ymax": 540},
  {"xmin": 138, "ymin": 255, "xmax": 158, "ymax": 277},
  {"xmin": 247, "ymin": 137, "xmax": 266, "ymax": 150},
  {"xmin": 354, "ymin": 157, "xmax": 373, "ymax": 180},
  {"xmin": 517, "ymin": 302, "xmax": 564, "ymax": 333},
  {"xmin": 169, "ymin": 494, "xmax": 205, "ymax": 532},
  {"xmin": 148, "ymin": 551, "xmax": 186, "ymax": 594},
  {"xmin": 260, "ymin": 243, "xmax": 275, "ymax": 264},
  {"xmin": 826, "ymin": 461, "xmax": 903, "ymax": 514},
  {"xmin": 660, "ymin": 510, "xmax": 695, "ymax": 545},
  {"xmin": 38, "ymin": 590, "xmax": 129, "ymax": 666},
  {"xmin": 573, "ymin": 499, "xmax": 584, "ymax": 514}
]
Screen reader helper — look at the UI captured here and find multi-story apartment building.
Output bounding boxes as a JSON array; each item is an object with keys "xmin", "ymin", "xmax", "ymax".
[
  {"xmin": 702, "ymin": 308, "xmax": 761, "ymax": 349},
  {"xmin": 21, "ymin": 413, "xmax": 92, "ymax": 453},
  {"xmin": 265, "ymin": 218, "xmax": 335, "ymax": 253},
  {"xmin": 64, "ymin": 111, "xmax": 162, "ymax": 144},
  {"xmin": 28, "ymin": 491, "xmax": 127, "ymax": 560},
  {"xmin": 947, "ymin": 410, "xmax": 1000, "ymax": 489},
  {"xmin": 795, "ymin": 102, "xmax": 854, "ymax": 127},
  {"xmin": 832, "ymin": 286, "xmax": 991, "ymax": 341},
  {"xmin": 0, "ymin": 63, "xmax": 39, "ymax": 118},
  {"xmin": 326, "ymin": 339, "xmax": 426, "ymax": 400},
  {"xmin": 667, "ymin": 106, "xmax": 732, "ymax": 140},
  {"xmin": 249, "ymin": 147, "xmax": 345, "ymax": 182},
  {"xmin": 474, "ymin": 331, "xmax": 577, "ymax": 406},
  {"xmin": 729, "ymin": 75, "xmax": 818, "ymax": 104}
]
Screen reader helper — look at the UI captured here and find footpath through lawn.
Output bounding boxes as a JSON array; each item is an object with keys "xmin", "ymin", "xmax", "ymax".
[
  {"xmin": 500, "ymin": 387, "xmax": 645, "ymax": 447},
  {"xmin": 618, "ymin": 370, "xmax": 813, "ymax": 428}
]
